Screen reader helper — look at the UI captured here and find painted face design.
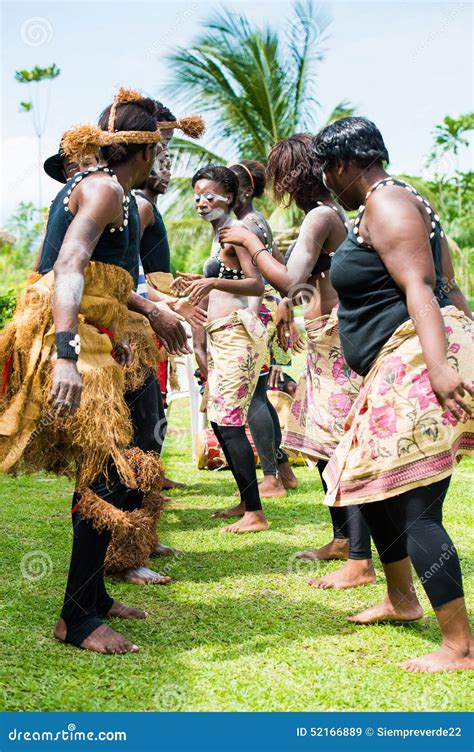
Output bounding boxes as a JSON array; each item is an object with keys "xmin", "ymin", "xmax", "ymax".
[{"xmin": 194, "ymin": 192, "xmax": 230, "ymax": 221}]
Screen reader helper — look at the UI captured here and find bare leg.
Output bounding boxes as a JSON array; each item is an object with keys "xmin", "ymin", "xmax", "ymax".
[
  {"xmin": 258, "ymin": 474, "xmax": 287, "ymax": 498},
  {"xmin": 112, "ymin": 567, "xmax": 172, "ymax": 585},
  {"xmin": 309, "ymin": 559, "xmax": 376, "ymax": 589},
  {"xmin": 277, "ymin": 461, "xmax": 298, "ymax": 489},
  {"xmin": 162, "ymin": 477, "xmax": 186, "ymax": 490},
  {"xmin": 348, "ymin": 558, "xmax": 423, "ymax": 624},
  {"xmin": 400, "ymin": 598, "xmax": 473, "ymax": 672},
  {"xmin": 221, "ymin": 510, "xmax": 269, "ymax": 534},
  {"xmin": 54, "ymin": 618, "xmax": 139, "ymax": 654},
  {"xmin": 297, "ymin": 539, "xmax": 349, "ymax": 561}
]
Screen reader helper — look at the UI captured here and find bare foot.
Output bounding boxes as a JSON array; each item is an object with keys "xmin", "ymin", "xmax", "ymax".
[
  {"xmin": 150, "ymin": 542, "xmax": 181, "ymax": 557},
  {"xmin": 308, "ymin": 559, "xmax": 376, "ymax": 590},
  {"xmin": 54, "ymin": 618, "xmax": 139, "ymax": 654},
  {"xmin": 258, "ymin": 475, "xmax": 286, "ymax": 498},
  {"xmin": 162, "ymin": 477, "xmax": 186, "ymax": 490},
  {"xmin": 212, "ymin": 502, "xmax": 245, "ymax": 519},
  {"xmin": 400, "ymin": 640, "xmax": 474, "ymax": 673},
  {"xmin": 106, "ymin": 600, "xmax": 148, "ymax": 619},
  {"xmin": 221, "ymin": 510, "xmax": 269, "ymax": 534},
  {"xmin": 161, "ymin": 494, "xmax": 172, "ymax": 503},
  {"xmin": 296, "ymin": 538, "xmax": 349, "ymax": 561},
  {"xmin": 114, "ymin": 567, "xmax": 172, "ymax": 585},
  {"xmin": 348, "ymin": 594, "xmax": 424, "ymax": 624},
  {"xmin": 278, "ymin": 461, "xmax": 298, "ymax": 489}
]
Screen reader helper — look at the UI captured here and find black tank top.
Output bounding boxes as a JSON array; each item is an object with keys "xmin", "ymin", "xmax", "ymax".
[
  {"xmin": 311, "ymin": 202, "xmax": 349, "ymax": 276},
  {"xmin": 134, "ymin": 191, "xmax": 171, "ymax": 274},
  {"xmin": 330, "ymin": 178, "xmax": 450, "ymax": 376},
  {"xmin": 38, "ymin": 166, "xmax": 139, "ymax": 286}
]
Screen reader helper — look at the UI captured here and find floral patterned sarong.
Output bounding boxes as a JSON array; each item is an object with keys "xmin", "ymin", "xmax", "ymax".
[
  {"xmin": 282, "ymin": 309, "xmax": 362, "ymax": 462},
  {"xmin": 323, "ymin": 306, "xmax": 474, "ymax": 506},
  {"xmin": 205, "ymin": 309, "xmax": 267, "ymax": 426}
]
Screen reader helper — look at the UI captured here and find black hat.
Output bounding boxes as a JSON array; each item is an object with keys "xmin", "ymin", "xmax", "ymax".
[{"xmin": 43, "ymin": 142, "xmax": 67, "ymax": 183}]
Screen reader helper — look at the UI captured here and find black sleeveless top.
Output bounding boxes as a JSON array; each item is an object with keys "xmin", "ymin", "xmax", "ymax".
[
  {"xmin": 134, "ymin": 191, "xmax": 171, "ymax": 274},
  {"xmin": 311, "ymin": 202, "xmax": 349, "ymax": 276},
  {"xmin": 330, "ymin": 178, "xmax": 450, "ymax": 376},
  {"xmin": 38, "ymin": 166, "xmax": 139, "ymax": 286}
]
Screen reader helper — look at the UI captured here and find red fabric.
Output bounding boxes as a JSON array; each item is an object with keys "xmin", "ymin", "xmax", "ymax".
[
  {"xmin": 1, "ymin": 353, "xmax": 13, "ymax": 395},
  {"xmin": 158, "ymin": 360, "xmax": 168, "ymax": 393},
  {"xmin": 71, "ymin": 501, "xmax": 81, "ymax": 515}
]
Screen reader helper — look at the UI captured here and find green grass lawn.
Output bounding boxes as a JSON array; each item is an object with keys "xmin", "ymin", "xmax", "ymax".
[{"xmin": 0, "ymin": 397, "xmax": 473, "ymax": 713}]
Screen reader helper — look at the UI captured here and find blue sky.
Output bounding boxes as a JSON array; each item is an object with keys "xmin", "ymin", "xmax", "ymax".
[{"xmin": 1, "ymin": 0, "xmax": 472, "ymax": 222}]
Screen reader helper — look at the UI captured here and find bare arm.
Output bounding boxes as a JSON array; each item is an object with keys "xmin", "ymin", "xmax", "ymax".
[
  {"xmin": 440, "ymin": 237, "xmax": 472, "ymax": 318},
  {"xmin": 366, "ymin": 191, "xmax": 472, "ymax": 420},
  {"xmin": 219, "ymin": 209, "xmax": 331, "ymax": 296},
  {"xmin": 32, "ymin": 238, "xmax": 44, "ymax": 271},
  {"xmin": 49, "ymin": 179, "xmax": 123, "ymax": 415},
  {"xmin": 136, "ymin": 195, "xmax": 155, "ymax": 239},
  {"xmin": 183, "ymin": 242, "xmax": 264, "ymax": 305}
]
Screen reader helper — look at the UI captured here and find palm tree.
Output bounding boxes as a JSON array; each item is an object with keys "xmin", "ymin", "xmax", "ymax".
[{"xmin": 165, "ymin": 1, "xmax": 354, "ymax": 214}]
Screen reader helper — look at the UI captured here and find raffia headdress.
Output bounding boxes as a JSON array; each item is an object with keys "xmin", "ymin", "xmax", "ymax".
[{"xmin": 62, "ymin": 87, "xmax": 205, "ymax": 162}]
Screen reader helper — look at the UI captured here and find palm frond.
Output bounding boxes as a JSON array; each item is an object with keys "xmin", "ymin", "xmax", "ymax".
[{"xmin": 325, "ymin": 99, "xmax": 357, "ymax": 126}]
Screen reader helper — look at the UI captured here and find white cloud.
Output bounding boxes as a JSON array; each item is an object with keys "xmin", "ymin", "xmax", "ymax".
[{"xmin": 0, "ymin": 136, "xmax": 60, "ymax": 224}]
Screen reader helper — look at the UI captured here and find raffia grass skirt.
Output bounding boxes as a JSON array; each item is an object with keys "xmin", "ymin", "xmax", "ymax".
[{"xmin": 0, "ymin": 262, "xmax": 137, "ymax": 488}]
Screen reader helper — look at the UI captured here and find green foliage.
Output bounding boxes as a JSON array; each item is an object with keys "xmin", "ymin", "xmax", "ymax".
[
  {"xmin": 167, "ymin": 217, "xmax": 214, "ymax": 275},
  {"xmin": 1, "ymin": 398, "xmax": 472, "ymax": 711},
  {"xmin": 14, "ymin": 64, "xmax": 60, "ymax": 83},
  {"xmin": 431, "ymin": 112, "xmax": 474, "ymax": 158},
  {"xmin": 19, "ymin": 101, "xmax": 33, "ymax": 112},
  {"xmin": 0, "ymin": 202, "xmax": 45, "ymax": 293},
  {"xmin": 0, "ymin": 288, "xmax": 17, "ymax": 329}
]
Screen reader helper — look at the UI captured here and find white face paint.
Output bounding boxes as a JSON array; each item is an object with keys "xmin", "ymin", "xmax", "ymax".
[{"xmin": 199, "ymin": 207, "xmax": 226, "ymax": 222}]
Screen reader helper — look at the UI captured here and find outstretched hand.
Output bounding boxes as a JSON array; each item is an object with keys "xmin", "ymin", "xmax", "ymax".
[
  {"xmin": 149, "ymin": 302, "xmax": 191, "ymax": 355},
  {"xmin": 173, "ymin": 297, "xmax": 207, "ymax": 327},
  {"xmin": 171, "ymin": 272, "xmax": 204, "ymax": 296},
  {"xmin": 182, "ymin": 277, "xmax": 216, "ymax": 306}
]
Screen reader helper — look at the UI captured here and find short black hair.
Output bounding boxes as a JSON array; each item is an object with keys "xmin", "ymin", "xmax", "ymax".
[
  {"xmin": 229, "ymin": 160, "xmax": 266, "ymax": 198},
  {"xmin": 192, "ymin": 165, "xmax": 239, "ymax": 208},
  {"xmin": 98, "ymin": 98, "xmax": 158, "ymax": 166},
  {"xmin": 312, "ymin": 117, "xmax": 389, "ymax": 171},
  {"xmin": 154, "ymin": 100, "xmax": 176, "ymax": 122}
]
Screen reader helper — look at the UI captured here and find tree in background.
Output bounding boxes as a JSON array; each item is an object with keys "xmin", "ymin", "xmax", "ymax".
[
  {"xmin": 426, "ymin": 113, "xmax": 474, "ymax": 302},
  {"xmin": 15, "ymin": 64, "xmax": 61, "ymax": 206},
  {"xmin": 165, "ymin": 0, "xmax": 354, "ymax": 224}
]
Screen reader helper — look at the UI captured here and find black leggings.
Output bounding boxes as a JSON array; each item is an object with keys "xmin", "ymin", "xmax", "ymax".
[
  {"xmin": 360, "ymin": 476, "xmax": 464, "ymax": 609},
  {"xmin": 211, "ymin": 422, "xmax": 262, "ymax": 512},
  {"xmin": 318, "ymin": 460, "xmax": 372, "ymax": 560},
  {"xmin": 61, "ymin": 372, "xmax": 164, "ymax": 646},
  {"xmin": 247, "ymin": 373, "xmax": 289, "ymax": 476}
]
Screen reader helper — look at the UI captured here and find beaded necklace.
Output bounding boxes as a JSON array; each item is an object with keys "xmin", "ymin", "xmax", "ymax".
[{"xmin": 62, "ymin": 165, "xmax": 130, "ymax": 233}]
